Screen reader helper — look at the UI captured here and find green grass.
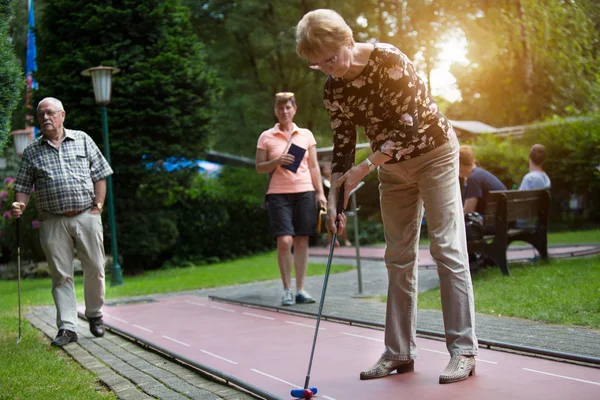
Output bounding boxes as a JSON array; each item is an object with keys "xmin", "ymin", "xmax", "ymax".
[
  {"xmin": 0, "ymin": 251, "xmax": 353, "ymax": 399},
  {"xmin": 106, "ymin": 252, "xmax": 352, "ymax": 298},
  {"xmin": 418, "ymin": 255, "xmax": 600, "ymax": 329},
  {"xmin": 417, "ymin": 228, "xmax": 600, "ymax": 248}
]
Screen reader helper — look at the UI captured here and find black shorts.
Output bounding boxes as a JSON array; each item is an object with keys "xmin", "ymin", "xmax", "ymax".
[{"xmin": 267, "ymin": 191, "xmax": 317, "ymax": 237}]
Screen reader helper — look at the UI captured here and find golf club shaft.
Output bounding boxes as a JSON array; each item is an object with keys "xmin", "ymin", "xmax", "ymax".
[
  {"xmin": 17, "ymin": 217, "xmax": 21, "ymax": 342},
  {"xmin": 303, "ymin": 230, "xmax": 337, "ymax": 389},
  {"xmin": 303, "ymin": 184, "xmax": 345, "ymax": 389}
]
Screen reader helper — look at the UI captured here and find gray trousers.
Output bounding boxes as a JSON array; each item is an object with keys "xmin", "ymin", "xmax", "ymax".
[
  {"xmin": 378, "ymin": 133, "xmax": 478, "ymax": 360},
  {"xmin": 39, "ymin": 210, "xmax": 105, "ymax": 331}
]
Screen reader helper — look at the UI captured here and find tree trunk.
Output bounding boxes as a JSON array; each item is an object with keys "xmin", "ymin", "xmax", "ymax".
[{"xmin": 517, "ymin": 0, "xmax": 534, "ymax": 97}]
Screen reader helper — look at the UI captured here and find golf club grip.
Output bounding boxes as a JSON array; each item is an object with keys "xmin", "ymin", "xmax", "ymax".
[
  {"xmin": 336, "ymin": 183, "xmax": 345, "ymax": 216},
  {"xmin": 16, "ymin": 217, "xmax": 20, "ymax": 248}
]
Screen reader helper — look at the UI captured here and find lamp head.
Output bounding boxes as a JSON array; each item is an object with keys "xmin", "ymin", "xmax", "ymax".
[{"xmin": 81, "ymin": 66, "xmax": 120, "ymax": 105}]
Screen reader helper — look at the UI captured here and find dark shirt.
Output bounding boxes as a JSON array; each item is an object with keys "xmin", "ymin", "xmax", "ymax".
[
  {"xmin": 323, "ymin": 43, "xmax": 453, "ymax": 174},
  {"xmin": 464, "ymin": 167, "xmax": 507, "ymax": 214}
]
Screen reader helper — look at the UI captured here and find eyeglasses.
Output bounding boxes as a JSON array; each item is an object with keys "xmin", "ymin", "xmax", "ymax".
[
  {"xmin": 37, "ymin": 110, "xmax": 63, "ymax": 118},
  {"xmin": 308, "ymin": 52, "xmax": 339, "ymax": 70},
  {"xmin": 275, "ymin": 92, "xmax": 294, "ymax": 98}
]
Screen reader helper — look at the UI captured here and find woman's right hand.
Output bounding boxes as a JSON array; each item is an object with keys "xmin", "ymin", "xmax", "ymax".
[
  {"xmin": 278, "ymin": 153, "xmax": 295, "ymax": 166},
  {"xmin": 326, "ymin": 198, "xmax": 347, "ymax": 236}
]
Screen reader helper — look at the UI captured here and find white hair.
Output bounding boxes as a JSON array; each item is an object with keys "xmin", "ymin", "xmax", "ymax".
[{"xmin": 37, "ymin": 97, "xmax": 64, "ymax": 112}]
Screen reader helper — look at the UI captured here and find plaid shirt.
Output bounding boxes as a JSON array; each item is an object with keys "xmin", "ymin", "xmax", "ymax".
[{"xmin": 14, "ymin": 128, "xmax": 114, "ymax": 214}]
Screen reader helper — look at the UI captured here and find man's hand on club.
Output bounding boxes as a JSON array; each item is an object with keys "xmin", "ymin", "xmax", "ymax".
[{"xmin": 11, "ymin": 202, "xmax": 25, "ymax": 218}]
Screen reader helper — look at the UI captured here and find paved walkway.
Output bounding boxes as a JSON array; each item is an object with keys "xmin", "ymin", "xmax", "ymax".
[{"xmin": 26, "ymin": 244, "xmax": 600, "ymax": 399}]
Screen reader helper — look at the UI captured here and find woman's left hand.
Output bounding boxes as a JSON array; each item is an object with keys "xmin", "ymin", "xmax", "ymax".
[{"xmin": 336, "ymin": 162, "xmax": 369, "ymax": 208}]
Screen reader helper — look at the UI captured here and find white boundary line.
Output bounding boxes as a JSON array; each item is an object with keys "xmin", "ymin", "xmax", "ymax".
[
  {"xmin": 243, "ymin": 312, "xmax": 275, "ymax": 320},
  {"xmin": 523, "ymin": 368, "xmax": 600, "ymax": 386},
  {"xmin": 251, "ymin": 369, "xmax": 301, "ymax": 388},
  {"xmin": 200, "ymin": 350, "xmax": 238, "ymax": 365},
  {"xmin": 285, "ymin": 321, "xmax": 325, "ymax": 329},
  {"xmin": 342, "ymin": 332, "xmax": 383, "ymax": 342},
  {"xmin": 162, "ymin": 335, "xmax": 190, "ymax": 347},
  {"xmin": 183, "ymin": 300, "xmax": 206, "ymax": 307},
  {"xmin": 210, "ymin": 305, "xmax": 236, "ymax": 313},
  {"xmin": 132, "ymin": 324, "xmax": 153, "ymax": 333}
]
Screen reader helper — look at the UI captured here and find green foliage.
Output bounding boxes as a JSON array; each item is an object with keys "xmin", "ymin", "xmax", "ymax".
[
  {"xmin": 0, "ymin": 0, "xmax": 25, "ymax": 146},
  {"xmin": 0, "ymin": 177, "xmax": 45, "ymax": 268},
  {"xmin": 198, "ymin": 165, "xmax": 267, "ymax": 204},
  {"xmin": 522, "ymin": 116, "xmax": 600, "ymax": 219},
  {"xmin": 168, "ymin": 181, "xmax": 275, "ymax": 265},
  {"xmin": 447, "ymin": 0, "xmax": 600, "ymax": 126},
  {"xmin": 184, "ymin": 0, "xmax": 337, "ymax": 156},
  {"xmin": 466, "ymin": 134, "xmax": 529, "ymax": 188},
  {"xmin": 33, "ymin": 0, "xmax": 220, "ymax": 269}
]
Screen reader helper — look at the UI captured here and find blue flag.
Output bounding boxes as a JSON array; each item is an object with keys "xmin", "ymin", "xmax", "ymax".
[
  {"xmin": 26, "ymin": 0, "xmax": 37, "ymax": 89},
  {"xmin": 26, "ymin": 0, "xmax": 38, "ymax": 138}
]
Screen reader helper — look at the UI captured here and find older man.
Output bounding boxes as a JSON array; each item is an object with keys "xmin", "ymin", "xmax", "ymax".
[{"xmin": 11, "ymin": 97, "xmax": 113, "ymax": 346}]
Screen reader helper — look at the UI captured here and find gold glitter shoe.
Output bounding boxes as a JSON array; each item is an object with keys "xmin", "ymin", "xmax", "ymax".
[
  {"xmin": 359, "ymin": 356, "xmax": 414, "ymax": 380},
  {"xmin": 439, "ymin": 355, "xmax": 476, "ymax": 384}
]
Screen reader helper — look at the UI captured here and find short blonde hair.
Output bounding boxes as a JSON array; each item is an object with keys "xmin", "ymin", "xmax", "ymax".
[
  {"xmin": 459, "ymin": 145, "xmax": 475, "ymax": 166},
  {"xmin": 296, "ymin": 9, "xmax": 354, "ymax": 60}
]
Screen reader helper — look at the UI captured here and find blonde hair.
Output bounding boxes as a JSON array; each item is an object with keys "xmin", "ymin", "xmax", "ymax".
[
  {"xmin": 459, "ymin": 145, "xmax": 475, "ymax": 166},
  {"xmin": 296, "ymin": 9, "xmax": 354, "ymax": 60}
]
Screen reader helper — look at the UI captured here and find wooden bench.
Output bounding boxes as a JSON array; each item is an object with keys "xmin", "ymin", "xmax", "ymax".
[{"xmin": 467, "ymin": 189, "xmax": 551, "ymax": 275}]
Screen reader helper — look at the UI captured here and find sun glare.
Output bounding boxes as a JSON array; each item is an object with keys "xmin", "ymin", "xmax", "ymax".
[{"xmin": 430, "ymin": 30, "xmax": 470, "ymax": 103}]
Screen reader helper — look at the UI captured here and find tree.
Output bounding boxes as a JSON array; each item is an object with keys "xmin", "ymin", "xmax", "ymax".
[
  {"xmin": 185, "ymin": 0, "xmax": 341, "ymax": 156},
  {"xmin": 446, "ymin": 0, "xmax": 600, "ymax": 126},
  {"xmin": 34, "ymin": 0, "xmax": 219, "ymax": 269},
  {"xmin": 0, "ymin": 0, "xmax": 25, "ymax": 147}
]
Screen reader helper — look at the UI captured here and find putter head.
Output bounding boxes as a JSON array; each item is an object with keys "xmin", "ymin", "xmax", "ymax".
[
  {"xmin": 16, "ymin": 336, "xmax": 21, "ymax": 344},
  {"xmin": 290, "ymin": 387, "xmax": 318, "ymax": 398}
]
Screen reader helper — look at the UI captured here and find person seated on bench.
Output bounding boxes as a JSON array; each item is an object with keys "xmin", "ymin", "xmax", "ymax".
[
  {"xmin": 519, "ymin": 144, "xmax": 551, "ymax": 190},
  {"xmin": 517, "ymin": 144, "xmax": 551, "ymax": 229},
  {"xmin": 459, "ymin": 145, "xmax": 507, "ymax": 227}
]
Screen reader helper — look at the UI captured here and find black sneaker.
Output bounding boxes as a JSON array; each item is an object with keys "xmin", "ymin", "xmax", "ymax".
[
  {"xmin": 51, "ymin": 329, "xmax": 78, "ymax": 347},
  {"xmin": 295, "ymin": 290, "xmax": 316, "ymax": 304},
  {"xmin": 88, "ymin": 316, "xmax": 105, "ymax": 338}
]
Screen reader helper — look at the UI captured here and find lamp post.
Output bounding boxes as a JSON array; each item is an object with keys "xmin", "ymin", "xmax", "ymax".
[
  {"xmin": 10, "ymin": 127, "xmax": 34, "ymax": 157},
  {"xmin": 81, "ymin": 66, "xmax": 123, "ymax": 286}
]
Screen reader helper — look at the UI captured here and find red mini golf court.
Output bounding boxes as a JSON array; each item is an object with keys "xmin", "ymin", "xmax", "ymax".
[{"xmin": 93, "ymin": 295, "xmax": 600, "ymax": 400}]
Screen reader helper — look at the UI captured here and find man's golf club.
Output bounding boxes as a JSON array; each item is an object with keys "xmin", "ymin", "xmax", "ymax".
[
  {"xmin": 16, "ymin": 216, "xmax": 22, "ymax": 344},
  {"xmin": 291, "ymin": 183, "xmax": 347, "ymax": 399}
]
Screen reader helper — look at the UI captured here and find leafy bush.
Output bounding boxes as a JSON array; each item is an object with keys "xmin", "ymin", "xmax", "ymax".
[
  {"xmin": 0, "ymin": 177, "xmax": 45, "ymax": 265},
  {"xmin": 521, "ymin": 116, "xmax": 600, "ymax": 220},
  {"xmin": 464, "ymin": 134, "xmax": 529, "ymax": 189},
  {"xmin": 0, "ymin": 0, "xmax": 24, "ymax": 146},
  {"xmin": 169, "ymin": 191, "xmax": 274, "ymax": 264}
]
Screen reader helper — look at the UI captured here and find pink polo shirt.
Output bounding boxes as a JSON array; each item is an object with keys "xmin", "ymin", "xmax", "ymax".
[{"xmin": 257, "ymin": 123, "xmax": 317, "ymax": 195}]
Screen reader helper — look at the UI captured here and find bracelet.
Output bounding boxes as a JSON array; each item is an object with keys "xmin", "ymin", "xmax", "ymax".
[{"xmin": 364, "ymin": 158, "xmax": 377, "ymax": 173}]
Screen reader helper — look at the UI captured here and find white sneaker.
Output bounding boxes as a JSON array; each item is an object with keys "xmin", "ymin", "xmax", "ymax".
[{"xmin": 281, "ymin": 289, "xmax": 294, "ymax": 306}]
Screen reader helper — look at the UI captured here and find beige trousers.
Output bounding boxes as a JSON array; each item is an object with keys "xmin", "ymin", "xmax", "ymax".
[
  {"xmin": 378, "ymin": 133, "xmax": 478, "ymax": 360},
  {"xmin": 39, "ymin": 210, "xmax": 105, "ymax": 331}
]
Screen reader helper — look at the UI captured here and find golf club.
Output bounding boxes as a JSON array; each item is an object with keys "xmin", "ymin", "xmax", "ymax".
[
  {"xmin": 16, "ymin": 216, "xmax": 22, "ymax": 344},
  {"xmin": 291, "ymin": 183, "xmax": 346, "ymax": 399}
]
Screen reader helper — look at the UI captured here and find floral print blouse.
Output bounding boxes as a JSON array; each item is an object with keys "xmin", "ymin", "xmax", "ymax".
[{"xmin": 324, "ymin": 43, "xmax": 453, "ymax": 173}]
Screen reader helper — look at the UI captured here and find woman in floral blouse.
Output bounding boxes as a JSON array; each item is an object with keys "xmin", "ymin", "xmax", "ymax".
[{"xmin": 296, "ymin": 9, "xmax": 478, "ymax": 384}]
